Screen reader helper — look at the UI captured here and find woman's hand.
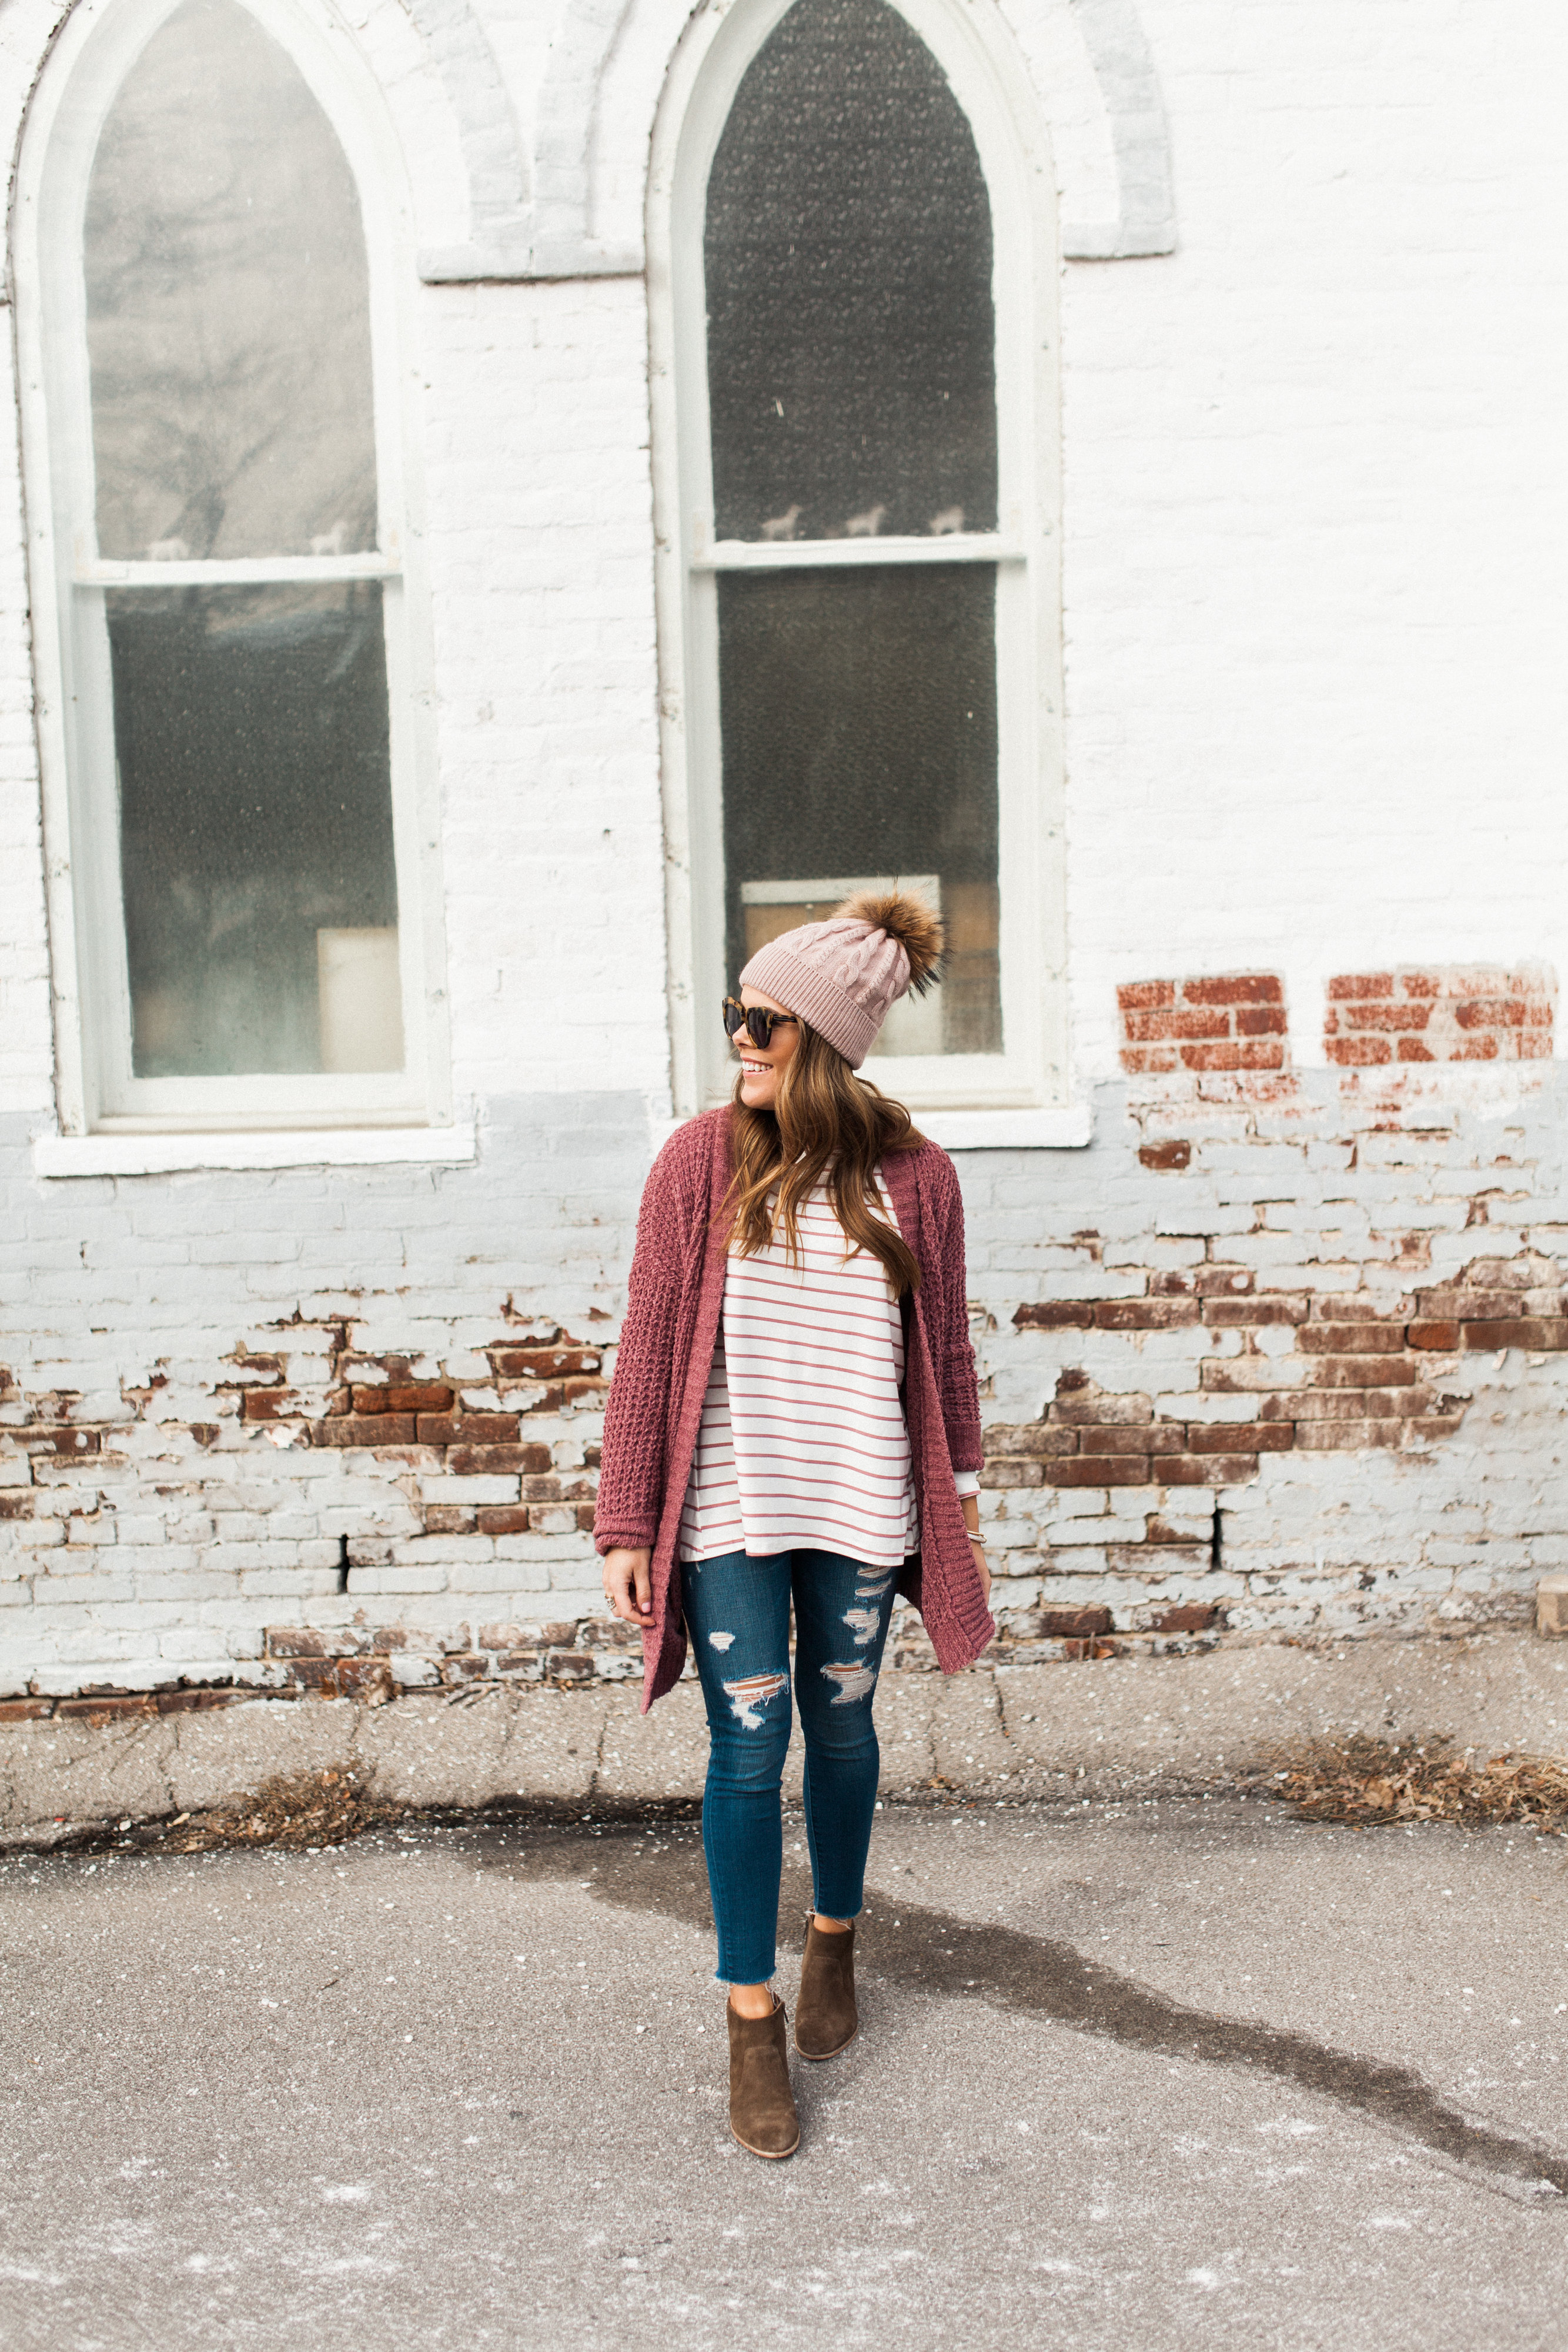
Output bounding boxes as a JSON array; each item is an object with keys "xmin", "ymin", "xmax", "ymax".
[
  {"xmin": 602, "ymin": 1545, "xmax": 653, "ymax": 1626},
  {"xmin": 960, "ymin": 1495, "xmax": 991, "ymax": 1605}
]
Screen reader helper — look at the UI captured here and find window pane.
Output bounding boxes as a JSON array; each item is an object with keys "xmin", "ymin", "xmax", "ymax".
[
  {"xmin": 85, "ymin": 0, "xmax": 376, "ymax": 560},
  {"xmin": 705, "ymin": 0, "xmax": 997, "ymax": 544},
  {"xmin": 718, "ymin": 566, "xmax": 1001, "ymax": 1054},
  {"xmin": 108, "ymin": 583, "xmax": 399, "ymax": 1075}
]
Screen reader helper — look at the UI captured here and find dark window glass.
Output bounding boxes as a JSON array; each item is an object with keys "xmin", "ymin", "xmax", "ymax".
[
  {"xmin": 705, "ymin": 0, "xmax": 997, "ymax": 543},
  {"xmin": 718, "ymin": 566, "xmax": 1001, "ymax": 1054},
  {"xmin": 109, "ymin": 584, "xmax": 400, "ymax": 1076},
  {"xmin": 85, "ymin": 0, "xmax": 377, "ymax": 559}
]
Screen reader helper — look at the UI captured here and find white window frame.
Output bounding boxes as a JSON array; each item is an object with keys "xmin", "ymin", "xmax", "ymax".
[
  {"xmin": 13, "ymin": 0, "xmax": 451, "ymax": 1136},
  {"xmin": 647, "ymin": 0, "xmax": 1066, "ymax": 1120}
]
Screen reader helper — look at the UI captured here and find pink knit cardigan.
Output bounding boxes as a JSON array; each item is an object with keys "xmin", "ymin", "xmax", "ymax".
[{"xmin": 594, "ymin": 1107, "xmax": 994, "ymax": 1710}]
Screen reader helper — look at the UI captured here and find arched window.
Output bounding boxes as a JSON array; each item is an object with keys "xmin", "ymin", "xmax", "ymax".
[
  {"xmin": 16, "ymin": 0, "xmax": 443, "ymax": 1132},
  {"xmin": 650, "ymin": 0, "xmax": 1062, "ymax": 1120}
]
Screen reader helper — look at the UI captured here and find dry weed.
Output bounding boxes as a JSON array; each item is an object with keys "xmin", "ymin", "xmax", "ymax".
[
  {"xmin": 1266, "ymin": 1734, "xmax": 1568, "ymax": 1830},
  {"xmin": 160, "ymin": 1767, "xmax": 402, "ymax": 1853}
]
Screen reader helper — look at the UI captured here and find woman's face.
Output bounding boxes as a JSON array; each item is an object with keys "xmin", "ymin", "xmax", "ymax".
[{"xmin": 734, "ymin": 985, "xmax": 801, "ymax": 1112}]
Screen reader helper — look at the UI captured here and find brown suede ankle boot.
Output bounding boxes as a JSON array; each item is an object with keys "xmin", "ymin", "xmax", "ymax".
[
  {"xmin": 794, "ymin": 1915, "xmax": 858, "ymax": 2060},
  {"xmin": 727, "ymin": 1995, "xmax": 800, "ymax": 2159}
]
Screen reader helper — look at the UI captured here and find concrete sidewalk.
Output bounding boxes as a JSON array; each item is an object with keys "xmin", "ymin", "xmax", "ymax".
[
  {"xmin": 2, "ymin": 1631, "xmax": 1566, "ymax": 1845},
  {"xmin": 1, "ymin": 1793, "xmax": 1564, "ymax": 2350}
]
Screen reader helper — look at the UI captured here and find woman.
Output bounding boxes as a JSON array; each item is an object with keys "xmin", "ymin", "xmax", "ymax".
[{"xmin": 594, "ymin": 892, "xmax": 994, "ymax": 2159}]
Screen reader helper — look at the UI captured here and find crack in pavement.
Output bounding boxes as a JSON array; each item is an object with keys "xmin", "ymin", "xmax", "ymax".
[{"xmin": 477, "ymin": 1820, "xmax": 1568, "ymax": 2204}]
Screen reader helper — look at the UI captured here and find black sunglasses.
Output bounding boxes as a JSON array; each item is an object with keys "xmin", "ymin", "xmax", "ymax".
[{"xmin": 722, "ymin": 996, "xmax": 800, "ymax": 1050}]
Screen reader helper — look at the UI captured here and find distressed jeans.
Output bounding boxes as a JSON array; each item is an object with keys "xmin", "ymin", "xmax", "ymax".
[{"xmin": 681, "ymin": 1548, "xmax": 901, "ymax": 1984}]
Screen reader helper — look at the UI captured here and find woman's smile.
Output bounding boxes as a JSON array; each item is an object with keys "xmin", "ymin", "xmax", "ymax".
[{"xmin": 734, "ymin": 988, "xmax": 800, "ymax": 1107}]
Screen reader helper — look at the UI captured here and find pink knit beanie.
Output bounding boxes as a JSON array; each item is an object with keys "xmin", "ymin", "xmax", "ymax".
[{"xmin": 738, "ymin": 891, "xmax": 944, "ymax": 1068}]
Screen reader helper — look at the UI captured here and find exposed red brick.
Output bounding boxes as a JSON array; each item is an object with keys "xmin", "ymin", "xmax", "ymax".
[
  {"xmin": 1194, "ymin": 1267, "xmax": 1255, "ymax": 1297},
  {"xmin": 265, "ymin": 1627, "xmax": 326, "ymax": 1658},
  {"xmin": 1151, "ymin": 1603, "xmax": 1221, "ymax": 1633},
  {"xmin": 1161, "ymin": 1454, "xmax": 1261, "ymax": 1485},
  {"xmin": 416, "ymin": 1412, "xmax": 520, "ymax": 1445},
  {"xmin": 490, "ymin": 1348, "xmax": 601, "ymax": 1378},
  {"xmin": 447, "ymin": 1444, "xmax": 553, "ymax": 1475},
  {"xmin": 350, "ymin": 1384, "xmax": 454, "ymax": 1415},
  {"xmin": 1183, "ymin": 1422, "xmax": 1294, "ymax": 1453},
  {"xmin": 1124, "ymin": 1008, "xmax": 1231, "ymax": 1043},
  {"xmin": 1421, "ymin": 1287, "xmax": 1563, "ymax": 1318},
  {"xmin": 1455, "ymin": 997, "xmax": 1526, "ymax": 1030},
  {"xmin": 34, "ymin": 1428, "xmax": 101, "ymax": 1455},
  {"xmin": 1326, "ymin": 966, "xmax": 1554, "ymax": 1064},
  {"xmin": 1293, "ymin": 1421, "xmax": 1406, "ymax": 1450},
  {"xmin": 424, "ymin": 1506, "xmax": 474, "ymax": 1535},
  {"xmin": 563, "ymin": 1378, "xmax": 610, "ymax": 1404},
  {"xmin": 1048, "ymin": 1388, "xmax": 1153, "ymax": 1426},
  {"xmin": 1094, "ymin": 1299, "xmax": 1201, "ymax": 1331},
  {"xmin": 242, "ymin": 1389, "xmax": 302, "ymax": 1422},
  {"xmin": 1045, "ymin": 1458, "xmax": 1151, "ymax": 1486},
  {"xmin": 980, "ymin": 1459, "xmax": 1045, "ymax": 1488},
  {"xmin": 55, "ymin": 1694, "xmax": 157, "ymax": 1720},
  {"xmin": 1297, "ymin": 1321, "xmax": 1409, "ymax": 1354},
  {"xmin": 1328, "ymin": 974, "xmax": 1394, "ymax": 1001},
  {"xmin": 1299, "ymin": 1355, "xmax": 1420, "ymax": 1389},
  {"xmin": 521, "ymin": 1475, "xmax": 595, "ymax": 1501},
  {"xmin": 1342, "ymin": 1002, "xmax": 1430, "ymax": 1034},
  {"xmin": 476, "ymin": 1505, "xmax": 531, "ymax": 1534},
  {"xmin": 1179, "ymin": 1040, "xmax": 1285, "ymax": 1073},
  {"xmin": 1037, "ymin": 1606, "xmax": 1113, "ymax": 1638},
  {"xmin": 982, "ymin": 1424, "xmax": 1080, "ymax": 1458},
  {"xmin": 1326, "ymin": 1035, "xmax": 1392, "ymax": 1066},
  {"xmin": 312, "ymin": 1415, "xmax": 417, "ymax": 1447},
  {"xmin": 1012, "ymin": 1301, "xmax": 1096, "ymax": 1331},
  {"xmin": 1407, "ymin": 1320, "xmax": 1461, "ymax": 1350},
  {"xmin": 1120, "ymin": 1047, "xmax": 1181, "ymax": 1074},
  {"xmin": 0, "ymin": 1698, "xmax": 54, "ymax": 1720},
  {"xmin": 1261, "ymin": 1388, "xmax": 1435, "ymax": 1422},
  {"xmin": 1080, "ymin": 1425, "xmax": 1183, "ymax": 1456},
  {"xmin": 1202, "ymin": 1297, "xmax": 1309, "ymax": 1327},
  {"xmin": 575, "ymin": 1505, "xmax": 599, "ymax": 1532},
  {"xmin": 1235, "ymin": 1006, "xmax": 1288, "ymax": 1037},
  {"xmin": 156, "ymin": 1688, "xmax": 245, "ymax": 1715},
  {"xmin": 1116, "ymin": 982, "xmax": 1175, "ymax": 1011},
  {"xmin": 0, "ymin": 1494, "xmax": 34, "ymax": 1519},
  {"xmin": 1138, "ymin": 1139, "xmax": 1192, "ymax": 1171},
  {"xmin": 1460, "ymin": 1318, "xmax": 1568, "ymax": 1351},
  {"xmin": 1182, "ymin": 975, "xmax": 1283, "ymax": 1007}
]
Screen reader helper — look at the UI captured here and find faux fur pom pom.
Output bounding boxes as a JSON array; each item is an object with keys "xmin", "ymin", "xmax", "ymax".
[{"xmin": 836, "ymin": 890, "xmax": 945, "ymax": 997}]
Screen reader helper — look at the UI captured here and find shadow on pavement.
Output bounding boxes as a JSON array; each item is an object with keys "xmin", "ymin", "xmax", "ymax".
[{"xmin": 474, "ymin": 1818, "xmax": 1568, "ymax": 2205}]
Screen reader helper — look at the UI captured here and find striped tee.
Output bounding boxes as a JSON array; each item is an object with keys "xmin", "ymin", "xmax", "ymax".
[{"xmin": 677, "ymin": 1169, "xmax": 978, "ymax": 1568}]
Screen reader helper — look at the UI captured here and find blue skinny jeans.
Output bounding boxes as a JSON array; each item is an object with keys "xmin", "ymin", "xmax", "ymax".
[{"xmin": 680, "ymin": 1546, "xmax": 900, "ymax": 1984}]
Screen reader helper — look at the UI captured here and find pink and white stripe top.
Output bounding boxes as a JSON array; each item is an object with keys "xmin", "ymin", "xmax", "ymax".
[{"xmin": 677, "ymin": 1170, "xmax": 978, "ymax": 1568}]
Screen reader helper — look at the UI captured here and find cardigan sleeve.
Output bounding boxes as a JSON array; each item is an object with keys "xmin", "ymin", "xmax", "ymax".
[
  {"xmin": 927, "ymin": 1147, "xmax": 984, "ymax": 1476},
  {"xmin": 592, "ymin": 1135, "xmax": 697, "ymax": 1555}
]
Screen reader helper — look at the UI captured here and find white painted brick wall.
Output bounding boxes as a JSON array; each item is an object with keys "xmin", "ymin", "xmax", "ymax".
[{"xmin": 0, "ymin": 0, "xmax": 1563, "ymax": 1696}]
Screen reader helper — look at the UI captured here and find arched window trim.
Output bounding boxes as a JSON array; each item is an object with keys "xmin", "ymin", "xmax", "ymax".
[
  {"xmin": 14, "ymin": 0, "xmax": 451, "ymax": 1138},
  {"xmin": 647, "ymin": 0, "xmax": 1068, "ymax": 1129}
]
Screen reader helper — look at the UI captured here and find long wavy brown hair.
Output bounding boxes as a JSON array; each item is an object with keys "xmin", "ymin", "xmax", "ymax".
[{"xmin": 725, "ymin": 1021, "xmax": 924, "ymax": 1296}]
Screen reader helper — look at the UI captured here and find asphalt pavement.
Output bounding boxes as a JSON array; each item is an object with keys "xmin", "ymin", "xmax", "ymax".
[{"xmin": 2, "ymin": 1795, "xmax": 1566, "ymax": 2350}]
